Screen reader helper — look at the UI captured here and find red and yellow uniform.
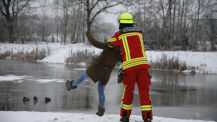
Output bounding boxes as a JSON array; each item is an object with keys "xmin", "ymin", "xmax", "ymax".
[{"xmin": 108, "ymin": 30, "xmax": 153, "ymax": 120}]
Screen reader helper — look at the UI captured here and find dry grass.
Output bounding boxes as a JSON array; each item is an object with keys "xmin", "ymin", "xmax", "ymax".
[
  {"xmin": 25, "ymin": 49, "xmax": 48, "ymax": 60},
  {"xmin": 65, "ymin": 49, "xmax": 97, "ymax": 64},
  {"xmin": 0, "ymin": 51, "xmax": 11, "ymax": 59},
  {"xmin": 0, "ymin": 48, "xmax": 49, "ymax": 61},
  {"xmin": 150, "ymin": 54, "xmax": 188, "ymax": 71}
]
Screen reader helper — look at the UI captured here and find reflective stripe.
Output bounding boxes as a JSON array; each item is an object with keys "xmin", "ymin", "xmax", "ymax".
[
  {"xmin": 118, "ymin": 32, "xmax": 143, "ymax": 40},
  {"xmin": 122, "ymin": 37, "xmax": 131, "ymax": 60},
  {"xmin": 108, "ymin": 43, "xmax": 114, "ymax": 48},
  {"xmin": 122, "ymin": 104, "xmax": 132, "ymax": 110},
  {"xmin": 123, "ymin": 61, "xmax": 149, "ymax": 70},
  {"xmin": 118, "ymin": 32, "xmax": 149, "ymax": 70},
  {"xmin": 108, "ymin": 37, "xmax": 117, "ymax": 42},
  {"xmin": 121, "ymin": 85, "xmax": 132, "ymax": 110},
  {"xmin": 123, "ymin": 57, "xmax": 149, "ymax": 70},
  {"xmin": 121, "ymin": 85, "xmax": 126, "ymax": 107},
  {"xmin": 139, "ymin": 35, "xmax": 145, "ymax": 57},
  {"xmin": 123, "ymin": 57, "xmax": 148, "ymax": 66},
  {"xmin": 141, "ymin": 105, "xmax": 152, "ymax": 111},
  {"xmin": 120, "ymin": 32, "xmax": 143, "ymax": 61}
]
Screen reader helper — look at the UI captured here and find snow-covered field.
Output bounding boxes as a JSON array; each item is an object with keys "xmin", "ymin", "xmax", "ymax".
[
  {"xmin": 0, "ymin": 111, "xmax": 215, "ymax": 122},
  {"xmin": 0, "ymin": 43, "xmax": 217, "ymax": 74}
]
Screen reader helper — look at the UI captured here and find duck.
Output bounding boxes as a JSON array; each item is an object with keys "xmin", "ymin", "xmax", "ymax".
[
  {"xmin": 45, "ymin": 97, "xmax": 51, "ymax": 103},
  {"xmin": 23, "ymin": 97, "xmax": 30, "ymax": 102},
  {"xmin": 33, "ymin": 96, "xmax": 38, "ymax": 102}
]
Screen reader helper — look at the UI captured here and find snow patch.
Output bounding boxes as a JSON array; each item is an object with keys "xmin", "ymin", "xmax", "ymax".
[
  {"xmin": 0, "ymin": 75, "xmax": 64, "ymax": 83},
  {"xmin": 0, "ymin": 111, "xmax": 215, "ymax": 122},
  {"xmin": 39, "ymin": 43, "xmax": 101, "ymax": 64},
  {"xmin": 35, "ymin": 79, "xmax": 65, "ymax": 83},
  {"xmin": 0, "ymin": 75, "xmax": 32, "ymax": 82}
]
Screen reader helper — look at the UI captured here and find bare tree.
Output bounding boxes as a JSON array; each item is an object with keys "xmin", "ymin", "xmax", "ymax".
[
  {"xmin": 0, "ymin": 0, "xmax": 31, "ymax": 43},
  {"xmin": 41, "ymin": 0, "xmax": 47, "ymax": 42},
  {"xmin": 54, "ymin": 0, "xmax": 60, "ymax": 42},
  {"xmin": 0, "ymin": 13, "xmax": 7, "ymax": 42},
  {"xmin": 76, "ymin": 0, "xmax": 123, "ymax": 32},
  {"xmin": 190, "ymin": 0, "xmax": 214, "ymax": 51},
  {"xmin": 61, "ymin": 0, "xmax": 70, "ymax": 44}
]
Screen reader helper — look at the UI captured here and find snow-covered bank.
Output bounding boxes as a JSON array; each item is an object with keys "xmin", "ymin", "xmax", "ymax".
[
  {"xmin": 146, "ymin": 51, "xmax": 217, "ymax": 74},
  {"xmin": 0, "ymin": 43, "xmax": 101, "ymax": 63},
  {"xmin": 0, "ymin": 111, "xmax": 215, "ymax": 122},
  {"xmin": 0, "ymin": 43, "xmax": 217, "ymax": 74}
]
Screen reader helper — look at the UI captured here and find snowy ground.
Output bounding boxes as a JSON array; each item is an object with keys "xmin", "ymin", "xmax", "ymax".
[
  {"xmin": 0, "ymin": 111, "xmax": 215, "ymax": 122},
  {"xmin": 0, "ymin": 43, "xmax": 217, "ymax": 74}
]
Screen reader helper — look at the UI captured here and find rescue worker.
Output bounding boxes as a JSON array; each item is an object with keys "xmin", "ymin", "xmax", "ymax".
[
  {"xmin": 66, "ymin": 32, "xmax": 121, "ymax": 116},
  {"xmin": 108, "ymin": 13, "xmax": 153, "ymax": 122}
]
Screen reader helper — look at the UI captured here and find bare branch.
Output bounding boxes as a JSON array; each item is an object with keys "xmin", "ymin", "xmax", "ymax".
[
  {"xmin": 12, "ymin": 0, "xmax": 15, "ymax": 16},
  {"xmin": 0, "ymin": 1, "xmax": 7, "ymax": 17},
  {"xmin": 90, "ymin": 1, "xmax": 122, "ymax": 26}
]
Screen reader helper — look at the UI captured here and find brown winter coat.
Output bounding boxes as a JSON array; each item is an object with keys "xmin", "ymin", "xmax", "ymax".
[{"xmin": 86, "ymin": 32, "xmax": 121, "ymax": 85}]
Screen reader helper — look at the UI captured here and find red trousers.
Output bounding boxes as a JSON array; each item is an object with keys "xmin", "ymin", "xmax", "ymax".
[{"xmin": 120, "ymin": 68, "xmax": 153, "ymax": 120}]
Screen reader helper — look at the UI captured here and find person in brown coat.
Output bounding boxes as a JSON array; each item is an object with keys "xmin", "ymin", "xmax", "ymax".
[{"xmin": 66, "ymin": 32, "xmax": 121, "ymax": 116}]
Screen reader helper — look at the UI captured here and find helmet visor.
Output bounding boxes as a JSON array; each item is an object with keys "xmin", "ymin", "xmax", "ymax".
[{"xmin": 118, "ymin": 19, "xmax": 135, "ymax": 24}]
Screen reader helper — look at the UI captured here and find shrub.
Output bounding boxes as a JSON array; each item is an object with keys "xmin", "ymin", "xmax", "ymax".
[
  {"xmin": 150, "ymin": 54, "xmax": 187, "ymax": 71},
  {"xmin": 2, "ymin": 48, "xmax": 49, "ymax": 61},
  {"xmin": 11, "ymin": 52, "xmax": 25, "ymax": 60},
  {"xmin": 25, "ymin": 49, "xmax": 47, "ymax": 60},
  {"xmin": 0, "ymin": 51, "xmax": 11, "ymax": 59},
  {"xmin": 66, "ymin": 49, "xmax": 98, "ymax": 64}
]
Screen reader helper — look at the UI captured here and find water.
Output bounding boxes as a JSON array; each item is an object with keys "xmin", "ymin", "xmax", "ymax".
[{"xmin": 0, "ymin": 60, "xmax": 216, "ymax": 121}]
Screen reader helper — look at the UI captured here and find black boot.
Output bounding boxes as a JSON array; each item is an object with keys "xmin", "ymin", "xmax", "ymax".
[
  {"xmin": 120, "ymin": 116, "xmax": 129, "ymax": 122},
  {"xmin": 143, "ymin": 112, "xmax": 152, "ymax": 122},
  {"xmin": 66, "ymin": 80, "xmax": 77, "ymax": 91},
  {"xmin": 120, "ymin": 111, "xmax": 129, "ymax": 122},
  {"xmin": 96, "ymin": 105, "xmax": 105, "ymax": 116},
  {"xmin": 144, "ymin": 119, "xmax": 151, "ymax": 122}
]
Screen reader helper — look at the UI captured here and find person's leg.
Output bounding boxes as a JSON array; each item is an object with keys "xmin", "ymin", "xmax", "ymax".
[
  {"xmin": 120, "ymin": 70, "xmax": 137, "ymax": 119},
  {"xmin": 137, "ymin": 68, "xmax": 152, "ymax": 121},
  {"xmin": 72, "ymin": 71, "xmax": 89, "ymax": 86},
  {"xmin": 96, "ymin": 82, "xmax": 106, "ymax": 116},
  {"xmin": 98, "ymin": 83, "xmax": 106, "ymax": 106}
]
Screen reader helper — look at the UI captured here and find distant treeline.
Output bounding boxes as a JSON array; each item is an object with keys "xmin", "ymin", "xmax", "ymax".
[{"xmin": 0, "ymin": 0, "xmax": 217, "ymax": 51}]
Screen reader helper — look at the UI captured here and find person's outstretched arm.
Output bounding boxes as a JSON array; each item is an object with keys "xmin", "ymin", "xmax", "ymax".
[{"xmin": 86, "ymin": 32, "xmax": 108, "ymax": 49}]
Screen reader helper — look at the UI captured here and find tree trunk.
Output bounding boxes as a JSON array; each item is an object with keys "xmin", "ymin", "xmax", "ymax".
[
  {"xmin": 63, "ymin": 0, "xmax": 69, "ymax": 44},
  {"xmin": 172, "ymin": 0, "xmax": 176, "ymax": 44},
  {"xmin": 56, "ymin": 0, "xmax": 59, "ymax": 42},
  {"xmin": 167, "ymin": 0, "xmax": 173, "ymax": 49},
  {"xmin": 8, "ymin": 23, "xmax": 14, "ymax": 43},
  {"xmin": 193, "ymin": 0, "xmax": 201, "ymax": 51},
  {"xmin": 86, "ymin": 0, "xmax": 91, "ymax": 32},
  {"xmin": 210, "ymin": 20, "xmax": 216, "ymax": 51}
]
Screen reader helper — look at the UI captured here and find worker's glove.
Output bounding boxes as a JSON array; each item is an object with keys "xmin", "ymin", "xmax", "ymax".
[
  {"xmin": 117, "ymin": 68, "xmax": 126, "ymax": 84},
  {"xmin": 148, "ymin": 72, "xmax": 152, "ymax": 79}
]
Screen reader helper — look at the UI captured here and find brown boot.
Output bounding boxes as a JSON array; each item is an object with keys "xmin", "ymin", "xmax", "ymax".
[
  {"xmin": 96, "ymin": 105, "xmax": 105, "ymax": 116},
  {"xmin": 66, "ymin": 80, "xmax": 77, "ymax": 91}
]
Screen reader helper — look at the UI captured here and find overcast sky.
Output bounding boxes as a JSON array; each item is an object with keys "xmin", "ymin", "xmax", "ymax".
[{"xmin": 30, "ymin": 0, "xmax": 132, "ymax": 30}]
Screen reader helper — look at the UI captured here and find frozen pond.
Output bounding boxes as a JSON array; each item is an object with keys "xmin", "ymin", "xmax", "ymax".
[{"xmin": 0, "ymin": 60, "xmax": 216, "ymax": 121}]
